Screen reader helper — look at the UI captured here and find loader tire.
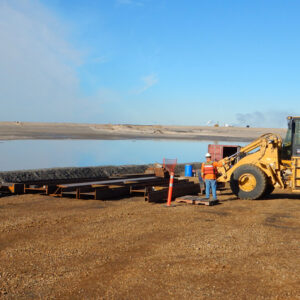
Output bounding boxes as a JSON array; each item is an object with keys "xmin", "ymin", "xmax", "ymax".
[{"xmin": 230, "ymin": 164, "xmax": 267, "ymax": 200}]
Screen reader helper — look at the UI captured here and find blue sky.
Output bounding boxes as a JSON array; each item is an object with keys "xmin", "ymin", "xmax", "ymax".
[{"xmin": 0, "ymin": 0, "xmax": 299, "ymax": 127}]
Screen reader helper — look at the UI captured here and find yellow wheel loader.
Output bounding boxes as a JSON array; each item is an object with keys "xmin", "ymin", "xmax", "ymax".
[{"xmin": 217, "ymin": 116, "xmax": 300, "ymax": 199}]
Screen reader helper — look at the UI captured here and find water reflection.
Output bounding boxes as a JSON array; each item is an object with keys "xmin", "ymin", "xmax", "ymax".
[{"xmin": 0, "ymin": 140, "xmax": 245, "ymax": 171}]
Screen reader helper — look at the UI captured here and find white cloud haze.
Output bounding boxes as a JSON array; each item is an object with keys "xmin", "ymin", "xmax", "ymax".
[
  {"xmin": 133, "ymin": 73, "xmax": 158, "ymax": 94},
  {"xmin": 0, "ymin": 0, "xmax": 90, "ymax": 122},
  {"xmin": 235, "ymin": 110, "xmax": 295, "ymax": 128}
]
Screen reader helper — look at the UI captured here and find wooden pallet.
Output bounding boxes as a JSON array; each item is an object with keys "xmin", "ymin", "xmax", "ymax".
[{"xmin": 175, "ymin": 195, "xmax": 219, "ymax": 206}]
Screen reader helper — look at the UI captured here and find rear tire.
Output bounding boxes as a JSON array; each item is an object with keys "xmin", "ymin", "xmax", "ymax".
[{"xmin": 230, "ymin": 164, "xmax": 267, "ymax": 200}]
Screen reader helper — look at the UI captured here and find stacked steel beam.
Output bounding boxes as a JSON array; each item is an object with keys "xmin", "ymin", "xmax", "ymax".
[{"xmin": 0, "ymin": 172, "xmax": 200, "ymax": 203}]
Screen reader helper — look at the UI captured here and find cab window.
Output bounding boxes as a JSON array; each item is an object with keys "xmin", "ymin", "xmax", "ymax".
[
  {"xmin": 293, "ymin": 119, "xmax": 300, "ymax": 156},
  {"xmin": 281, "ymin": 125, "xmax": 292, "ymax": 160},
  {"xmin": 294, "ymin": 120, "xmax": 300, "ymax": 145}
]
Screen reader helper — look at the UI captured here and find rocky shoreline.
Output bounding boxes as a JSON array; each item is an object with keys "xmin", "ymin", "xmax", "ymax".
[{"xmin": 0, "ymin": 163, "xmax": 202, "ymax": 183}]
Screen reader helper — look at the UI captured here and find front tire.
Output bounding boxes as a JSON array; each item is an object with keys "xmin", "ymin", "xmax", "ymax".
[{"xmin": 230, "ymin": 164, "xmax": 267, "ymax": 200}]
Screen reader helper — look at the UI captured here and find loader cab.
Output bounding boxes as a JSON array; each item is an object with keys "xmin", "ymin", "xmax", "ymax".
[
  {"xmin": 281, "ymin": 116, "xmax": 300, "ymax": 160},
  {"xmin": 281, "ymin": 116, "xmax": 300, "ymax": 191}
]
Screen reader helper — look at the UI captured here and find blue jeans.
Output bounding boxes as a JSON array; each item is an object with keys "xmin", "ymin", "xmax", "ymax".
[{"xmin": 205, "ymin": 179, "xmax": 217, "ymax": 200}]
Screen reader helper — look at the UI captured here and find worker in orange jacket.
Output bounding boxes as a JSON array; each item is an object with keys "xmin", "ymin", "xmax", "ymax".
[{"xmin": 201, "ymin": 153, "xmax": 221, "ymax": 200}]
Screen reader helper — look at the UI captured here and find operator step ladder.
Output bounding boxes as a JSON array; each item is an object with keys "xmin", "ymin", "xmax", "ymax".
[{"xmin": 294, "ymin": 158, "xmax": 300, "ymax": 190}]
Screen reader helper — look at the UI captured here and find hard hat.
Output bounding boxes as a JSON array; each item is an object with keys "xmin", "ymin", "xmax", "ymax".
[{"xmin": 205, "ymin": 153, "xmax": 211, "ymax": 158}]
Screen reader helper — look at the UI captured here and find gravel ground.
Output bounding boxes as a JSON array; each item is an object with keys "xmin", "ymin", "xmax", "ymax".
[{"xmin": 0, "ymin": 190, "xmax": 299, "ymax": 299}]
